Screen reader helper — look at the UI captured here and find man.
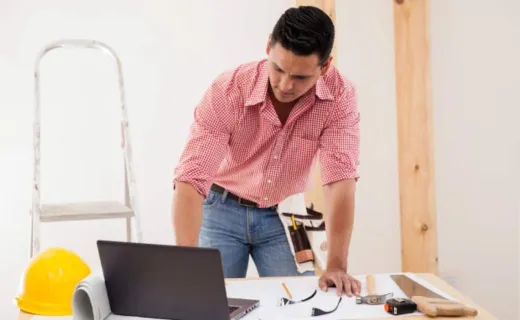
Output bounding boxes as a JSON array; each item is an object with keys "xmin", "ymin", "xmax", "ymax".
[{"xmin": 172, "ymin": 6, "xmax": 361, "ymax": 297}]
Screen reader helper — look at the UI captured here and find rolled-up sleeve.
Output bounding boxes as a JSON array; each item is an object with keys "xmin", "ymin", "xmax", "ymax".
[
  {"xmin": 173, "ymin": 76, "xmax": 234, "ymax": 197},
  {"xmin": 319, "ymin": 83, "xmax": 360, "ymax": 185}
]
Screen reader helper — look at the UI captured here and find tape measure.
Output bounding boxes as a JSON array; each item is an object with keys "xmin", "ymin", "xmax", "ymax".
[{"xmin": 384, "ymin": 298, "xmax": 417, "ymax": 315}]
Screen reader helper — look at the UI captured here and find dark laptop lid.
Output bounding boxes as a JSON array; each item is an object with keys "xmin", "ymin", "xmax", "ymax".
[{"xmin": 97, "ymin": 240, "xmax": 231, "ymax": 320}]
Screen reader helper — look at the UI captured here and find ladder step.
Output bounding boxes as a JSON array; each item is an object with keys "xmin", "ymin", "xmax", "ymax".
[{"xmin": 40, "ymin": 201, "xmax": 134, "ymax": 222}]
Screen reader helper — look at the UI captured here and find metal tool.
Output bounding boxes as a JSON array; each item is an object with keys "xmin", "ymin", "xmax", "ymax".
[
  {"xmin": 356, "ymin": 274, "xmax": 393, "ymax": 305},
  {"xmin": 390, "ymin": 275, "xmax": 478, "ymax": 317},
  {"xmin": 30, "ymin": 39, "xmax": 143, "ymax": 258},
  {"xmin": 390, "ymin": 274, "xmax": 448, "ymax": 300}
]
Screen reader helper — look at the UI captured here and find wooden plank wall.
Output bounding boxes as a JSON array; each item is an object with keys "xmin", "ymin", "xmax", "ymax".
[{"xmin": 393, "ymin": 0, "xmax": 439, "ymax": 275}]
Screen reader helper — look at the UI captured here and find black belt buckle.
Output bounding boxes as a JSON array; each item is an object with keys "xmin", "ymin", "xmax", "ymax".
[{"xmin": 238, "ymin": 197, "xmax": 257, "ymax": 208}]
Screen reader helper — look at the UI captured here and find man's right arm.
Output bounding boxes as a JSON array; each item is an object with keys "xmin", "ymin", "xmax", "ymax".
[
  {"xmin": 172, "ymin": 76, "xmax": 235, "ymax": 246},
  {"xmin": 172, "ymin": 181, "xmax": 205, "ymax": 246}
]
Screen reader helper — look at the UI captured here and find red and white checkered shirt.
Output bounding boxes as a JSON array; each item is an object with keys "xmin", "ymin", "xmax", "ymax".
[{"xmin": 173, "ymin": 59, "xmax": 360, "ymax": 208}]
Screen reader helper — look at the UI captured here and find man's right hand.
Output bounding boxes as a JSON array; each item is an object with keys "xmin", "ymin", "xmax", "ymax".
[{"xmin": 171, "ymin": 182, "xmax": 204, "ymax": 247}]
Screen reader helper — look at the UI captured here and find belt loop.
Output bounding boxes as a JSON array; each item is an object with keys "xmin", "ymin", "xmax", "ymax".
[{"xmin": 220, "ymin": 190, "xmax": 229, "ymax": 203}]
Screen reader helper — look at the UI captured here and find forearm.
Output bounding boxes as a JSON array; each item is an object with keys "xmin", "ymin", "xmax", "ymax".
[
  {"xmin": 172, "ymin": 181, "xmax": 204, "ymax": 246},
  {"xmin": 323, "ymin": 178, "xmax": 356, "ymax": 271}
]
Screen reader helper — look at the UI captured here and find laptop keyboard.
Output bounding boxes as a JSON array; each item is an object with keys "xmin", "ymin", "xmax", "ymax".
[{"xmin": 229, "ymin": 305, "xmax": 240, "ymax": 314}]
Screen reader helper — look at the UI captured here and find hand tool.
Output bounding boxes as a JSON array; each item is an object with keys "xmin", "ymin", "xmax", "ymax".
[
  {"xmin": 390, "ymin": 274, "xmax": 447, "ymax": 300},
  {"xmin": 390, "ymin": 274, "xmax": 479, "ymax": 317},
  {"xmin": 384, "ymin": 297, "xmax": 417, "ymax": 315},
  {"xmin": 411, "ymin": 296, "xmax": 478, "ymax": 317},
  {"xmin": 355, "ymin": 275, "xmax": 393, "ymax": 305}
]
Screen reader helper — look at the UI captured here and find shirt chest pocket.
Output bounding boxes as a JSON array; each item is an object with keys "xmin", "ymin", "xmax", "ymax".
[
  {"xmin": 285, "ymin": 136, "xmax": 319, "ymax": 167},
  {"xmin": 291, "ymin": 120, "xmax": 323, "ymax": 141}
]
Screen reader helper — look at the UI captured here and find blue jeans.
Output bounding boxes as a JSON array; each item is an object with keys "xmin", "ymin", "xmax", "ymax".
[{"xmin": 199, "ymin": 189, "xmax": 315, "ymax": 278}]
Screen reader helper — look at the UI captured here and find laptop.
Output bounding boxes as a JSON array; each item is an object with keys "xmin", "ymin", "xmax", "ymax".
[{"xmin": 96, "ymin": 240, "xmax": 260, "ymax": 320}]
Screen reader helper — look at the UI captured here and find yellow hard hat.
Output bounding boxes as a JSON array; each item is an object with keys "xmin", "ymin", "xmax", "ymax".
[{"xmin": 15, "ymin": 247, "xmax": 91, "ymax": 316}]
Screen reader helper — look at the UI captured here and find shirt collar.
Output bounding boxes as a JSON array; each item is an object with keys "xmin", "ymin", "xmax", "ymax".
[
  {"xmin": 245, "ymin": 61, "xmax": 270, "ymax": 107},
  {"xmin": 315, "ymin": 76, "xmax": 334, "ymax": 101},
  {"xmin": 245, "ymin": 60, "xmax": 335, "ymax": 107}
]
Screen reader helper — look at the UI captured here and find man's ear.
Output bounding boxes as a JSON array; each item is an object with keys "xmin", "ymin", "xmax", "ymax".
[
  {"xmin": 320, "ymin": 56, "xmax": 333, "ymax": 75},
  {"xmin": 266, "ymin": 34, "xmax": 272, "ymax": 55}
]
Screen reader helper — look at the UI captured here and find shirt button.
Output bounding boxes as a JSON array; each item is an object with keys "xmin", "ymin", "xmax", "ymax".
[
  {"xmin": 273, "ymin": 155, "xmax": 279, "ymax": 159},
  {"xmin": 267, "ymin": 179, "xmax": 272, "ymax": 184},
  {"xmin": 264, "ymin": 197, "xmax": 268, "ymax": 201}
]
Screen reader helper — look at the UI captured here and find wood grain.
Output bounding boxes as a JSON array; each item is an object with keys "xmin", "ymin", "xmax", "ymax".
[
  {"xmin": 366, "ymin": 274, "xmax": 377, "ymax": 295},
  {"xmin": 393, "ymin": 0, "xmax": 439, "ymax": 274}
]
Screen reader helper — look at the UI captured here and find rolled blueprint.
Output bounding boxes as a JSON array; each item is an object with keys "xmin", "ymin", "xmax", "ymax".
[{"xmin": 72, "ymin": 274, "xmax": 163, "ymax": 320}]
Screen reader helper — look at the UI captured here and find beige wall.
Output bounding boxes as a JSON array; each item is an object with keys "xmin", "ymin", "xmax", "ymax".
[{"xmin": 0, "ymin": 0, "xmax": 517, "ymax": 319}]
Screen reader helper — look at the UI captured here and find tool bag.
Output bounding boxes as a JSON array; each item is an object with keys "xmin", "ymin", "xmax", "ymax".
[{"xmin": 276, "ymin": 193, "xmax": 328, "ymax": 273}]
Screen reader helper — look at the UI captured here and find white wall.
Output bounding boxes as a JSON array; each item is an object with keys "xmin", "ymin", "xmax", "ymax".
[
  {"xmin": 430, "ymin": 2, "xmax": 520, "ymax": 320},
  {"xmin": 334, "ymin": 0, "xmax": 401, "ymax": 276},
  {"xmin": 0, "ymin": 0, "xmax": 517, "ymax": 319}
]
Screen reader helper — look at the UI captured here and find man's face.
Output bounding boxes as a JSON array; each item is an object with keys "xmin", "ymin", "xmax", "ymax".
[{"xmin": 266, "ymin": 38, "xmax": 331, "ymax": 103}]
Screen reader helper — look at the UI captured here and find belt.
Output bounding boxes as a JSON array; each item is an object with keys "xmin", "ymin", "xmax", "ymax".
[{"xmin": 210, "ymin": 184, "xmax": 277, "ymax": 210}]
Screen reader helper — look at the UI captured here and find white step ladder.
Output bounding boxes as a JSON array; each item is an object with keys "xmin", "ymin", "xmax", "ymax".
[{"xmin": 30, "ymin": 39, "xmax": 143, "ymax": 258}]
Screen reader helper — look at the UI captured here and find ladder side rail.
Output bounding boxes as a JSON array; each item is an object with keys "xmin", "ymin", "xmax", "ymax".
[{"xmin": 31, "ymin": 40, "xmax": 143, "ymax": 258}]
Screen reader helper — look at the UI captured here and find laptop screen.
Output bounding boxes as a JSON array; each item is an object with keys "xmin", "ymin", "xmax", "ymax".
[{"xmin": 96, "ymin": 240, "xmax": 233, "ymax": 320}]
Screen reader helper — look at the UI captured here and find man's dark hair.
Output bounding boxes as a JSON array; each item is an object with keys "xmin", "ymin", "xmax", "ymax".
[{"xmin": 270, "ymin": 6, "xmax": 335, "ymax": 66}]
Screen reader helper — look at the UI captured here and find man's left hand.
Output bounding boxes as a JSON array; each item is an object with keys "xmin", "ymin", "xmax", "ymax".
[{"xmin": 318, "ymin": 267, "xmax": 361, "ymax": 297}]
